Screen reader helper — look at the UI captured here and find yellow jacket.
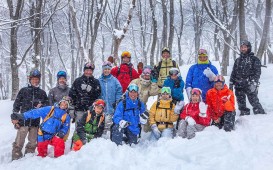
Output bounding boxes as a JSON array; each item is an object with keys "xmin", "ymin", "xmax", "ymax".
[
  {"xmin": 156, "ymin": 57, "xmax": 180, "ymax": 87},
  {"xmin": 130, "ymin": 77, "xmax": 160, "ymax": 104},
  {"xmin": 149, "ymin": 99, "xmax": 178, "ymax": 131}
]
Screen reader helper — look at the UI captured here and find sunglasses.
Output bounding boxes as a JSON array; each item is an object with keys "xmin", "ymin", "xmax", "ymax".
[
  {"xmin": 128, "ymin": 84, "xmax": 139, "ymax": 92},
  {"xmin": 169, "ymin": 69, "xmax": 179, "ymax": 76},
  {"xmin": 191, "ymin": 88, "xmax": 201, "ymax": 95},
  {"xmin": 161, "ymin": 87, "xmax": 171, "ymax": 94}
]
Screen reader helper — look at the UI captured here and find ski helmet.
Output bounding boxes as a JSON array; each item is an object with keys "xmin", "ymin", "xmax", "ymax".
[
  {"xmin": 29, "ymin": 69, "xmax": 41, "ymax": 79},
  {"xmin": 57, "ymin": 71, "xmax": 67, "ymax": 80}
]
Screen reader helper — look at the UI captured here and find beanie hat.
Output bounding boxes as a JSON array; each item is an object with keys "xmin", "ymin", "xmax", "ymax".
[
  {"xmin": 84, "ymin": 62, "xmax": 95, "ymax": 71},
  {"xmin": 57, "ymin": 71, "xmax": 67, "ymax": 80},
  {"xmin": 162, "ymin": 47, "xmax": 170, "ymax": 54},
  {"xmin": 240, "ymin": 40, "xmax": 252, "ymax": 53}
]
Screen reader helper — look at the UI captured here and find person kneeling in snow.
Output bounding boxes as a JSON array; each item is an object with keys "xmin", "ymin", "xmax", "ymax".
[
  {"xmin": 111, "ymin": 84, "xmax": 147, "ymax": 145},
  {"xmin": 206, "ymin": 75, "xmax": 236, "ymax": 131},
  {"xmin": 11, "ymin": 97, "xmax": 71, "ymax": 158},
  {"xmin": 72, "ymin": 99, "xmax": 106, "ymax": 151},
  {"xmin": 149, "ymin": 87, "xmax": 179, "ymax": 140},
  {"xmin": 177, "ymin": 88, "xmax": 211, "ymax": 139}
]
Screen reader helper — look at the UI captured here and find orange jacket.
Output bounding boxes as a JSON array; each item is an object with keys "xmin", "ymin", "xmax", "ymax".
[{"xmin": 206, "ymin": 85, "xmax": 235, "ymax": 120}]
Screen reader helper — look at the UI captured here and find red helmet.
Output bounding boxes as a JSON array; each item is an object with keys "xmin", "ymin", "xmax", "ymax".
[{"xmin": 93, "ymin": 99, "xmax": 106, "ymax": 109}]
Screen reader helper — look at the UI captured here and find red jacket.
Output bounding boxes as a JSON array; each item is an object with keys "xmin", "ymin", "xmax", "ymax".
[
  {"xmin": 180, "ymin": 102, "xmax": 211, "ymax": 126},
  {"xmin": 206, "ymin": 85, "xmax": 235, "ymax": 120},
  {"xmin": 111, "ymin": 63, "xmax": 140, "ymax": 92}
]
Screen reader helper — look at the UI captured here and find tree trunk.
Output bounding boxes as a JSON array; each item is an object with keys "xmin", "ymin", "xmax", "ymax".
[
  {"xmin": 161, "ymin": 0, "xmax": 167, "ymax": 47},
  {"xmin": 149, "ymin": 0, "xmax": 157, "ymax": 66},
  {"xmin": 238, "ymin": 0, "xmax": 248, "ymax": 41},
  {"xmin": 168, "ymin": 0, "xmax": 174, "ymax": 52}
]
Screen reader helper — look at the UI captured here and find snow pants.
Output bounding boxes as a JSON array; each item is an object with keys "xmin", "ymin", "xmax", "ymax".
[
  {"xmin": 177, "ymin": 120, "xmax": 205, "ymax": 139},
  {"xmin": 37, "ymin": 136, "xmax": 65, "ymax": 158},
  {"xmin": 150, "ymin": 128, "xmax": 174, "ymax": 141},
  {"xmin": 235, "ymin": 87, "xmax": 265, "ymax": 115},
  {"xmin": 211, "ymin": 111, "xmax": 236, "ymax": 131},
  {"xmin": 12, "ymin": 126, "xmax": 37, "ymax": 161},
  {"xmin": 111, "ymin": 124, "xmax": 138, "ymax": 145}
]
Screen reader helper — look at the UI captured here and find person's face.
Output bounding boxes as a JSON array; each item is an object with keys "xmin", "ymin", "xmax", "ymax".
[
  {"xmin": 94, "ymin": 105, "xmax": 103, "ymax": 114},
  {"xmin": 122, "ymin": 57, "xmax": 130, "ymax": 63},
  {"xmin": 215, "ymin": 82, "xmax": 223, "ymax": 90},
  {"xmin": 84, "ymin": 69, "xmax": 93, "ymax": 77},
  {"xmin": 170, "ymin": 74, "xmax": 178, "ymax": 80},
  {"xmin": 59, "ymin": 101, "xmax": 68, "ymax": 110},
  {"xmin": 198, "ymin": 55, "xmax": 208, "ymax": 62},
  {"xmin": 103, "ymin": 68, "xmax": 111, "ymax": 76},
  {"xmin": 129, "ymin": 91, "xmax": 138, "ymax": 100},
  {"xmin": 161, "ymin": 93, "xmax": 170, "ymax": 100},
  {"xmin": 58, "ymin": 77, "xmax": 67, "ymax": 85},
  {"xmin": 240, "ymin": 45, "xmax": 248, "ymax": 54},
  {"xmin": 142, "ymin": 74, "xmax": 151, "ymax": 80},
  {"xmin": 30, "ymin": 77, "xmax": 40, "ymax": 87},
  {"xmin": 191, "ymin": 94, "xmax": 199, "ymax": 103},
  {"xmin": 162, "ymin": 52, "xmax": 170, "ymax": 59}
]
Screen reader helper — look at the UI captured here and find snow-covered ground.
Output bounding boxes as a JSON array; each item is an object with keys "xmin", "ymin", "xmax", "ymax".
[{"xmin": 1, "ymin": 63, "xmax": 273, "ymax": 170}]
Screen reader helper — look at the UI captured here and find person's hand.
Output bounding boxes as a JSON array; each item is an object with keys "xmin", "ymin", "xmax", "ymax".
[
  {"xmin": 186, "ymin": 116, "xmax": 196, "ymax": 126},
  {"xmin": 214, "ymin": 118, "xmax": 220, "ymax": 123},
  {"xmin": 249, "ymin": 81, "xmax": 258, "ymax": 93},
  {"xmin": 174, "ymin": 101, "xmax": 184, "ymax": 114},
  {"xmin": 203, "ymin": 67, "xmax": 216, "ymax": 81},
  {"xmin": 221, "ymin": 95, "xmax": 230, "ymax": 103},
  {"xmin": 186, "ymin": 87, "xmax": 192, "ymax": 100},
  {"xmin": 36, "ymin": 103, "xmax": 42, "ymax": 108},
  {"xmin": 151, "ymin": 124, "xmax": 161, "ymax": 139},
  {"xmin": 137, "ymin": 62, "xmax": 143, "ymax": 70},
  {"xmin": 199, "ymin": 102, "xmax": 207, "ymax": 117},
  {"xmin": 140, "ymin": 111, "xmax": 149, "ymax": 124},
  {"xmin": 56, "ymin": 132, "xmax": 65, "ymax": 139},
  {"xmin": 119, "ymin": 120, "xmax": 130, "ymax": 128}
]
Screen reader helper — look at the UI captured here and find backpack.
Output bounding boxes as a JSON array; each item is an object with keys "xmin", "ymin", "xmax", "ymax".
[
  {"xmin": 156, "ymin": 60, "xmax": 177, "ymax": 74},
  {"xmin": 38, "ymin": 106, "xmax": 67, "ymax": 136},
  {"xmin": 117, "ymin": 64, "xmax": 133, "ymax": 80}
]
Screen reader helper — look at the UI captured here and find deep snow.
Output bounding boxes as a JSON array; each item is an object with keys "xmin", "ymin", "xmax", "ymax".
[{"xmin": 0, "ymin": 63, "xmax": 273, "ymax": 170}]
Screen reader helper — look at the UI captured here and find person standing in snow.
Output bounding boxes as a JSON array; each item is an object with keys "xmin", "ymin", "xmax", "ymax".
[
  {"xmin": 98, "ymin": 61, "xmax": 122, "ymax": 135},
  {"xmin": 163, "ymin": 68, "xmax": 185, "ymax": 114},
  {"xmin": 149, "ymin": 87, "xmax": 179, "ymax": 140},
  {"xmin": 48, "ymin": 71, "xmax": 70, "ymax": 106},
  {"xmin": 72, "ymin": 99, "xmax": 105, "ymax": 151},
  {"xmin": 229, "ymin": 40, "xmax": 266, "ymax": 115},
  {"xmin": 11, "ymin": 69, "xmax": 49, "ymax": 160},
  {"xmin": 111, "ymin": 84, "xmax": 147, "ymax": 145},
  {"xmin": 111, "ymin": 51, "xmax": 142, "ymax": 93},
  {"xmin": 207, "ymin": 75, "xmax": 235, "ymax": 131},
  {"xmin": 177, "ymin": 88, "xmax": 211, "ymax": 139},
  {"xmin": 153, "ymin": 47, "xmax": 180, "ymax": 87},
  {"xmin": 185, "ymin": 49, "xmax": 218, "ymax": 102},
  {"xmin": 69, "ymin": 62, "xmax": 101, "ymax": 124},
  {"xmin": 129, "ymin": 65, "xmax": 160, "ymax": 132},
  {"xmin": 11, "ymin": 97, "xmax": 70, "ymax": 158}
]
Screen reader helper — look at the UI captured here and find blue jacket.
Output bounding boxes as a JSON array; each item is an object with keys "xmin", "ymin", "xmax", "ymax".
[
  {"xmin": 99, "ymin": 74, "xmax": 123, "ymax": 115},
  {"xmin": 23, "ymin": 106, "xmax": 70, "ymax": 142},
  {"xmin": 112, "ymin": 93, "xmax": 145, "ymax": 135},
  {"xmin": 186, "ymin": 62, "xmax": 218, "ymax": 102},
  {"xmin": 163, "ymin": 76, "xmax": 185, "ymax": 101}
]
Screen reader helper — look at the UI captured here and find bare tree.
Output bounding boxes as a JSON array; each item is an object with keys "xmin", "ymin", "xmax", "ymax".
[
  {"xmin": 149, "ymin": 0, "xmax": 157, "ymax": 66},
  {"xmin": 238, "ymin": 0, "xmax": 248, "ymax": 41}
]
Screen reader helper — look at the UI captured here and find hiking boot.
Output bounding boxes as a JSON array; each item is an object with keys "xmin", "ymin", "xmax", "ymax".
[
  {"xmin": 239, "ymin": 109, "xmax": 250, "ymax": 116},
  {"xmin": 253, "ymin": 108, "xmax": 266, "ymax": 115}
]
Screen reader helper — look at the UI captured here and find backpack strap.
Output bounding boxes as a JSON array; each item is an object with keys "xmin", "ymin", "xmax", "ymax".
[
  {"xmin": 117, "ymin": 65, "xmax": 133, "ymax": 81},
  {"xmin": 61, "ymin": 113, "xmax": 67, "ymax": 123},
  {"xmin": 43, "ymin": 106, "xmax": 55, "ymax": 123},
  {"xmin": 97, "ymin": 113, "xmax": 105, "ymax": 127},
  {"xmin": 86, "ymin": 110, "xmax": 92, "ymax": 123}
]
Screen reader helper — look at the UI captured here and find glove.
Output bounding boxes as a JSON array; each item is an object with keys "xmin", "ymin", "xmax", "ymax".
[
  {"xmin": 11, "ymin": 113, "xmax": 23, "ymax": 121},
  {"xmin": 203, "ymin": 67, "xmax": 216, "ymax": 81},
  {"xmin": 199, "ymin": 102, "xmax": 207, "ymax": 117},
  {"xmin": 56, "ymin": 132, "xmax": 65, "ymax": 139},
  {"xmin": 174, "ymin": 101, "xmax": 184, "ymax": 114},
  {"xmin": 174, "ymin": 79, "xmax": 181, "ymax": 88},
  {"xmin": 229, "ymin": 83, "xmax": 234, "ymax": 91},
  {"xmin": 119, "ymin": 120, "xmax": 130, "ymax": 128},
  {"xmin": 186, "ymin": 116, "xmax": 196, "ymax": 126},
  {"xmin": 108, "ymin": 56, "xmax": 114, "ymax": 64},
  {"xmin": 137, "ymin": 62, "xmax": 144, "ymax": 70},
  {"xmin": 140, "ymin": 111, "xmax": 149, "ymax": 124},
  {"xmin": 221, "ymin": 95, "xmax": 230, "ymax": 103},
  {"xmin": 82, "ymin": 139, "xmax": 87, "ymax": 145},
  {"xmin": 249, "ymin": 81, "xmax": 258, "ymax": 93},
  {"xmin": 81, "ymin": 84, "xmax": 92, "ymax": 92},
  {"xmin": 151, "ymin": 124, "xmax": 161, "ymax": 139},
  {"xmin": 72, "ymin": 140, "xmax": 84, "ymax": 151},
  {"xmin": 186, "ymin": 87, "xmax": 192, "ymax": 100},
  {"xmin": 151, "ymin": 77, "xmax": 158, "ymax": 83}
]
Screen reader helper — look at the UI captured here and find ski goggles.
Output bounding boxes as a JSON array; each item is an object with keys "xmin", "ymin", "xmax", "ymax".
[
  {"xmin": 169, "ymin": 69, "xmax": 179, "ymax": 76},
  {"xmin": 161, "ymin": 87, "xmax": 171, "ymax": 94},
  {"xmin": 102, "ymin": 61, "xmax": 112, "ymax": 69},
  {"xmin": 198, "ymin": 49, "xmax": 208, "ymax": 57},
  {"xmin": 214, "ymin": 75, "xmax": 225, "ymax": 83},
  {"xmin": 94, "ymin": 99, "xmax": 106, "ymax": 108},
  {"xmin": 128, "ymin": 84, "xmax": 139, "ymax": 92},
  {"xmin": 142, "ymin": 67, "xmax": 152, "ymax": 75},
  {"xmin": 121, "ymin": 51, "xmax": 131, "ymax": 58},
  {"xmin": 191, "ymin": 88, "xmax": 202, "ymax": 95}
]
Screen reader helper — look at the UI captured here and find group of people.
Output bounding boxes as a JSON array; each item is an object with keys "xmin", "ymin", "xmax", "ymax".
[{"xmin": 10, "ymin": 40, "xmax": 266, "ymax": 161}]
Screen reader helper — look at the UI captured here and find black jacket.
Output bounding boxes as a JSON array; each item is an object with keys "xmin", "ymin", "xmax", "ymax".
[
  {"xmin": 76, "ymin": 110, "xmax": 105, "ymax": 141},
  {"xmin": 12, "ymin": 85, "xmax": 49, "ymax": 127},
  {"xmin": 230, "ymin": 52, "xmax": 262, "ymax": 88},
  {"xmin": 69, "ymin": 75, "xmax": 101, "ymax": 111}
]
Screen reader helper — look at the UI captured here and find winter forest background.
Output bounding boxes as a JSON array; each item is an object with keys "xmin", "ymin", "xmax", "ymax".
[{"xmin": 0, "ymin": 0, "xmax": 272, "ymax": 100}]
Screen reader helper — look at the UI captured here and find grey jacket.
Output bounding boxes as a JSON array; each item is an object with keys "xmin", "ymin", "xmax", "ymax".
[{"xmin": 48, "ymin": 84, "xmax": 70, "ymax": 105}]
